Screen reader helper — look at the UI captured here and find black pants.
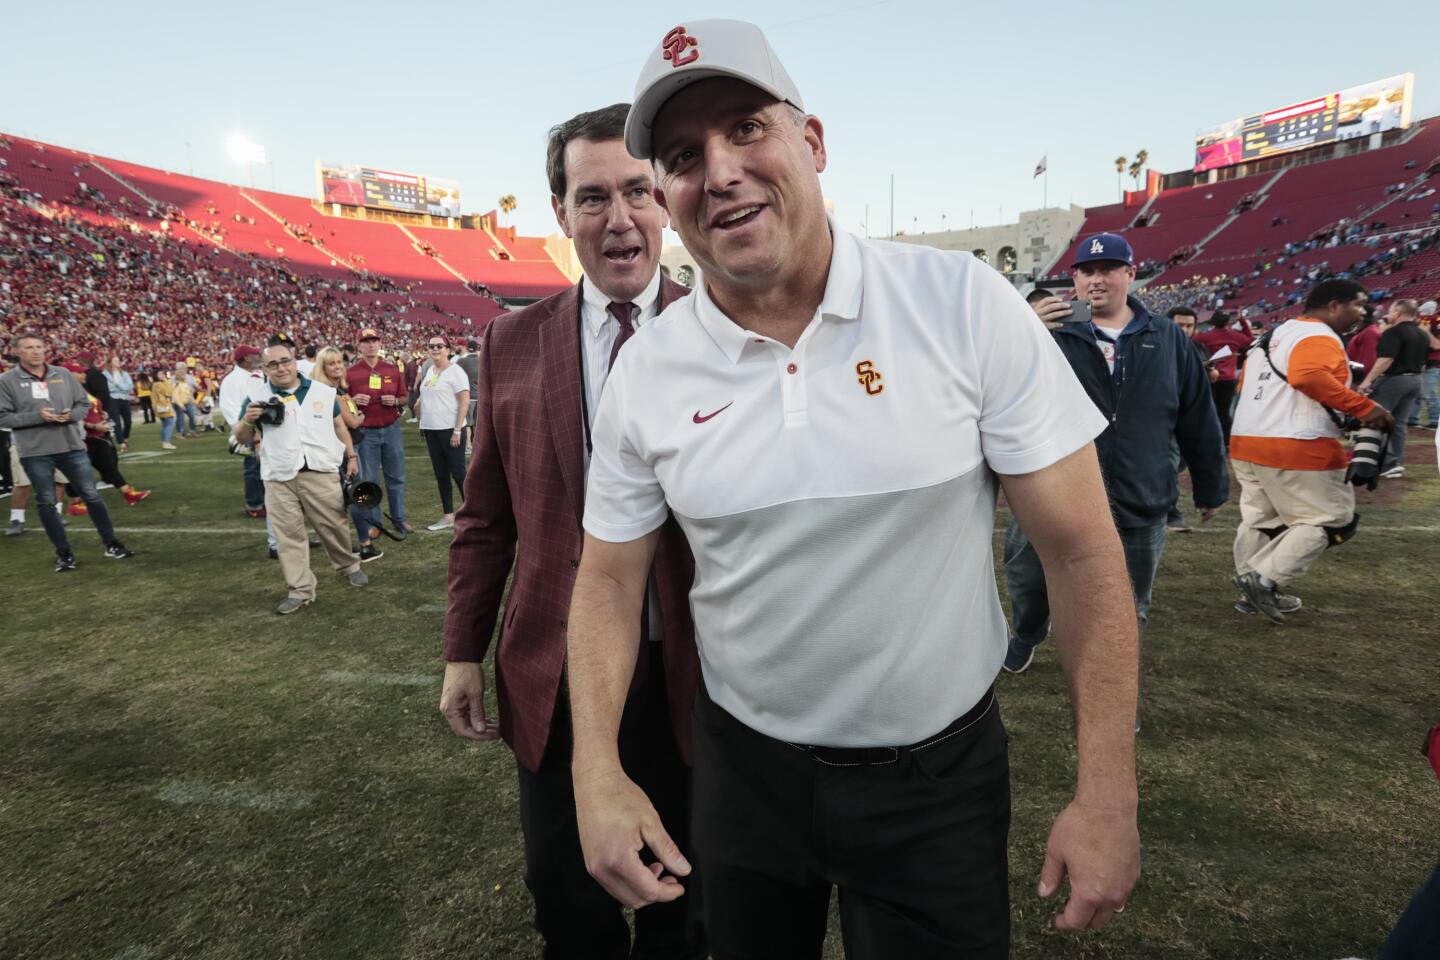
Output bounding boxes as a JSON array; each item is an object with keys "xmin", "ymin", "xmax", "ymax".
[
  {"xmin": 421, "ymin": 428, "xmax": 467, "ymax": 514},
  {"xmin": 1211, "ymin": 379, "xmax": 1238, "ymax": 444},
  {"xmin": 85, "ymin": 437, "xmax": 128, "ymax": 489},
  {"xmin": 0, "ymin": 429, "xmax": 12, "ymax": 489},
  {"xmin": 692, "ymin": 684, "xmax": 1010, "ymax": 959},
  {"xmin": 516, "ymin": 643, "xmax": 703, "ymax": 960},
  {"xmin": 139, "ymin": 396, "xmax": 154, "ymax": 423}
]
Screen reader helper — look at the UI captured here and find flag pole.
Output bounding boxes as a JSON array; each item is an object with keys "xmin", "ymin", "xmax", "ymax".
[{"xmin": 1043, "ymin": 148, "xmax": 1049, "ymax": 210}]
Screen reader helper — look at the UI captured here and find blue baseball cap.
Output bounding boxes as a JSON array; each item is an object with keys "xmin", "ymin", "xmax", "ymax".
[{"xmin": 1073, "ymin": 232, "xmax": 1134, "ymax": 267}]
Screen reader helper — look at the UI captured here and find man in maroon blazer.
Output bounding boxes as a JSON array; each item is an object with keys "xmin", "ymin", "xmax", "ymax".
[{"xmin": 439, "ymin": 103, "xmax": 703, "ymax": 960}]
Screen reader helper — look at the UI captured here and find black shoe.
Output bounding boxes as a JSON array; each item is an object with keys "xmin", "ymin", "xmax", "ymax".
[
  {"xmin": 359, "ymin": 544, "xmax": 384, "ymax": 562},
  {"xmin": 104, "ymin": 542, "xmax": 135, "ymax": 560},
  {"xmin": 55, "ymin": 552, "xmax": 78, "ymax": 572},
  {"xmin": 1234, "ymin": 572, "xmax": 1285, "ymax": 624},
  {"xmin": 268, "ymin": 547, "xmax": 279, "ymax": 560},
  {"xmin": 308, "ymin": 536, "xmax": 321, "ymax": 548}
]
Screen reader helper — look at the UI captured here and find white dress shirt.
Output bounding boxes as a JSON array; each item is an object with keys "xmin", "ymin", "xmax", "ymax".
[
  {"xmin": 579, "ymin": 269, "xmax": 662, "ymax": 441},
  {"xmin": 579, "ymin": 268, "xmax": 664, "ymax": 642}
]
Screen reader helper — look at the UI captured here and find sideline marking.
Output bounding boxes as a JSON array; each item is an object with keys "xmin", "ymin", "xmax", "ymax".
[
  {"xmin": 414, "ymin": 603, "xmax": 447, "ymax": 613},
  {"xmin": 322, "ymin": 669, "xmax": 435, "ymax": 687},
  {"xmin": 155, "ymin": 780, "xmax": 313, "ymax": 811}
]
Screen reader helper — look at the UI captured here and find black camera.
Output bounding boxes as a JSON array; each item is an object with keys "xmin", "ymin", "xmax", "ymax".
[
  {"xmin": 341, "ymin": 474, "xmax": 382, "ymax": 508},
  {"xmin": 256, "ymin": 396, "xmax": 287, "ymax": 426}
]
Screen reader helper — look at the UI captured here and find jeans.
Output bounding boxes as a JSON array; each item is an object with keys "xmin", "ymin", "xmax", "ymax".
[
  {"xmin": 351, "ymin": 421, "xmax": 406, "ymax": 540},
  {"xmin": 242, "ymin": 453, "xmax": 265, "ymax": 510},
  {"xmin": 1412, "ymin": 366, "xmax": 1440, "ymax": 427},
  {"xmin": 421, "ymin": 428, "xmax": 467, "ymax": 514},
  {"xmin": 159, "ymin": 415, "xmax": 176, "ymax": 444},
  {"xmin": 1370, "ymin": 373, "xmax": 1421, "ymax": 471},
  {"xmin": 1166, "ymin": 440, "xmax": 1187, "ymax": 525},
  {"xmin": 20, "ymin": 448, "xmax": 117, "ymax": 554},
  {"xmin": 175, "ymin": 402, "xmax": 200, "ymax": 435},
  {"xmin": 107, "ymin": 398, "xmax": 133, "ymax": 445},
  {"xmin": 1004, "ymin": 515, "xmax": 1167, "ymax": 653}
]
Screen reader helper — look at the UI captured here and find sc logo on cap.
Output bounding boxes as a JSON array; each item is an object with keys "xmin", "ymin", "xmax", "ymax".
[{"xmin": 663, "ymin": 25, "xmax": 699, "ymax": 67}]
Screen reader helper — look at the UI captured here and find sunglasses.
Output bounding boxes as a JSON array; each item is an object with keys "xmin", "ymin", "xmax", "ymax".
[{"xmin": 428, "ymin": 343, "xmax": 447, "ymax": 349}]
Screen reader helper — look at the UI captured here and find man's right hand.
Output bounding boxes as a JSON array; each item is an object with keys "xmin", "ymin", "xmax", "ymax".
[
  {"xmin": 352, "ymin": 393, "xmax": 371, "ymax": 407},
  {"xmin": 439, "ymin": 661, "xmax": 500, "ymax": 742},
  {"xmin": 1359, "ymin": 403, "xmax": 1395, "ymax": 430},
  {"xmin": 1032, "ymin": 296, "xmax": 1074, "ymax": 330},
  {"xmin": 574, "ymin": 765, "xmax": 691, "ymax": 909},
  {"xmin": 243, "ymin": 403, "xmax": 265, "ymax": 424}
]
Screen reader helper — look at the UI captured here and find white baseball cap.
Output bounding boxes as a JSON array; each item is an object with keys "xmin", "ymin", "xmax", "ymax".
[{"xmin": 625, "ymin": 19, "xmax": 805, "ymax": 160}]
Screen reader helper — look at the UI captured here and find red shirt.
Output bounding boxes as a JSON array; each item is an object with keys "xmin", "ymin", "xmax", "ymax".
[
  {"xmin": 1193, "ymin": 326, "xmax": 1254, "ymax": 382},
  {"xmin": 345, "ymin": 357, "xmax": 407, "ymax": 428},
  {"xmin": 1345, "ymin": 323, "xmax": 1383, "ymax": 377}
]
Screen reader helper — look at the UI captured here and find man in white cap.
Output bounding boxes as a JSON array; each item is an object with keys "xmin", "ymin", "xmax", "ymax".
[{"xmin": 566, "ymin": 19, "xmax": 1140, "ymax": 957}]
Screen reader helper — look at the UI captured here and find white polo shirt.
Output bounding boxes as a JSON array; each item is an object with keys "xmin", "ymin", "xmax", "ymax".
[{"xmin": 583, "ymin": 224, "xmax": 1106, "ymax": 747}]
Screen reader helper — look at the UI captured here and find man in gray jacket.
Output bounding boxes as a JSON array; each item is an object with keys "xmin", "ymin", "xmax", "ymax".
[{"xmin": 0, "ymin": 330, "xmax": 134, "ymax": 571}]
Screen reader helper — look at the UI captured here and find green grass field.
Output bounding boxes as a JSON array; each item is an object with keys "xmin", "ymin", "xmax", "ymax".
[{"xmin": 2, "ymin": 423, "xmax": 1437, "ymax": 959}]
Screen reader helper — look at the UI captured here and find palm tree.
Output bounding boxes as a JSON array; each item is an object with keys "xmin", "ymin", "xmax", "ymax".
[
  {"xmin": 1114, "ymin": 156, "xmax": 1127, "ymax": 200},
  {"xmin": 498, "ymin": 194, "xmax": 517, "ymax": 226},
  {"xmin": 1129, "ymin": 149, "xmax": 1150, "ymax": 190}
]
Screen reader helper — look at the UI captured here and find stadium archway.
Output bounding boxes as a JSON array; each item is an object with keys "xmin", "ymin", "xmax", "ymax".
[
  {"xmin": 999, "ymin": 246, "xmax": 1017, "ymax": 274},
  {"xmin": 972, "ymin": 248, "xmax": 989, "ymax": 264}
]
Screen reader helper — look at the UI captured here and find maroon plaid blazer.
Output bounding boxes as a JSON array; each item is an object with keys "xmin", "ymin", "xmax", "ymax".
[{"xmin": 443, "ymin": 279, "xmax": 699, "ymax": 773}]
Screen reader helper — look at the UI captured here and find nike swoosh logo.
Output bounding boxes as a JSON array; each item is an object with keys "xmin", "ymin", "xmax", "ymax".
[{"xmin": 692, "ymin": 402, "xmax": 733, "ymax": 424}]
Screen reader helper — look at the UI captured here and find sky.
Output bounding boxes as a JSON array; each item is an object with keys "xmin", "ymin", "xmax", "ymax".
[{"xmin": 5, "ymin": 0, "xmax": 1439, "ymax": 241}]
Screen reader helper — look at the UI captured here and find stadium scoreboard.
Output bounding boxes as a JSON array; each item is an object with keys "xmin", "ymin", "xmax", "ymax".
[
  {"xmin": 1195, "ymin": 73, "xmax": 1414, "ymax": 174},
  {"xmin": 317, "ymin": 161, "xmax": 462, "ymax": 217}
]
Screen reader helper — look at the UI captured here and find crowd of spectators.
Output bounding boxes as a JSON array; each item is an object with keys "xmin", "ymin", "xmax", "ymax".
[{"xmin": 0, "ymin": 176, "xmax": 486, "ymax": 373}]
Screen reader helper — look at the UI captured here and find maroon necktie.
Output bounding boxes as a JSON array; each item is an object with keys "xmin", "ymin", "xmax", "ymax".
[{"xmin": 606, "ymin": 301, "xmax": 637, "ymax": 371}]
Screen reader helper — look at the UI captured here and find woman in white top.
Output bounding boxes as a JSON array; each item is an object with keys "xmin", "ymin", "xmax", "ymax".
[
  {"xmin": 103, "ymin": 356, "xmax": 135, "ymax": 451},
  {"xmin": 414, "ymin": 336, "xmax": 470, "ymax": 530}
]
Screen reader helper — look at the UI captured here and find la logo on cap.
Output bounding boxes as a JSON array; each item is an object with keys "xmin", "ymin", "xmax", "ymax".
[
  {"xmin": 1090, "ymin": 238, "xmax": 1105, "ymax": 255},
  {"xmin": 662, "ymin": 25, "xmax": 699, "ymax": 67}
]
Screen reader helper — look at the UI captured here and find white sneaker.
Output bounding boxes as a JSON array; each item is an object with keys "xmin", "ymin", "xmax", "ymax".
[
  {"xmin": 1380, "ymin": 466, "xmax": 1405, "ymax": 479},
  {"xmin": 426, "ymin": 516, "xmax": 455, "ymax": 531}
]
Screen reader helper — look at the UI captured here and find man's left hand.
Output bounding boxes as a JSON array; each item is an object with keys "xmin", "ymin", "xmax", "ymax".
[
  {"xmin": 450, "ymin": 430, "xmax": 462, "ymax": 448},
  {"xmin": 1039, "ymin": 800, "xmax": 1140, "ymax": 931},
  {"xmin": 1198, "ymin": 506, "xmax": 1220, "ymax": 523},
  {"xmin": 346, "ymin": 457, "xmax": 359, "ymax": 478},
  {"xmin": 380, "ymin": 394, "xmax": 397, "ymax": 407}
]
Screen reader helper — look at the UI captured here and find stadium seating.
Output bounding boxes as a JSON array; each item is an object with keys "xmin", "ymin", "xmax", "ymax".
[
  {"xmin": 1043, "ymin": 118, "xmax": 1440, "ymax": 326},
  {"xmin": 1, "ymin": 132, "xmax": 573, "ymax": 363}
]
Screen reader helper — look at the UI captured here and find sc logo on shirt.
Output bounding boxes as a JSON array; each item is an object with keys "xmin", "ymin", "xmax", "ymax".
[{"xmin": 856, "ymin": 360, "xmax": 884, "ymax": 396}]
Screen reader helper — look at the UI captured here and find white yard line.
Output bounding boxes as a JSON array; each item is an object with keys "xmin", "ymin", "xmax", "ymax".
[
  {"xmin": 321, "ymin": 669, "xmax": 436, "ymax": 687},
  {"xmin": 155, "ymin": 780, "xmax": 313, "ymax": 811},
  {"xmin": 414, "ymin": 603, "xmax": 447, "ymax": 613}
]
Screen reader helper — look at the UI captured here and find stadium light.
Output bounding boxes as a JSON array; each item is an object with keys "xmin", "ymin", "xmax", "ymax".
[{"xmin": 226, "ymin": 133, "xmax": 267, "ymax": 166}]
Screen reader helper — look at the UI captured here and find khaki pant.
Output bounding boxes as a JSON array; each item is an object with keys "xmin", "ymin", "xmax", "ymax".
[
  {"xmin": 265, "ymin": 469, "xmax": 360, "ymax": 601},
  {"xmin": 10, "ymin": 442, "xmax": 68, "ymax": 486},
  {"xmin": 1232, "ymin": 459, "xmax": 1355, "ymax": 587}
]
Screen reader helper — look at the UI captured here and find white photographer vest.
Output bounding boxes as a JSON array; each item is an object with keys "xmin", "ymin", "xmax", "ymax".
[
  {"xmin": 258, "ymin": 381, "xmax": 344, "ymax": 482},
  {"xmin": 1232, "ymin": 319, "xmax": 1345, "ymax": 443}
]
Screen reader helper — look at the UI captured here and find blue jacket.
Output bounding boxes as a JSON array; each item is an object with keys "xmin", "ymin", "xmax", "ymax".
[{"xmin": 1049, "ymin": 296, "xmax": 1228, "ymax": 527}]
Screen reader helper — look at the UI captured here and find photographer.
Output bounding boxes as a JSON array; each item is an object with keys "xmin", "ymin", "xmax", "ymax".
[
  {"xmin": 233, "ymin": 342, "xmax": 368, "ymax": 615},
  {"xmin": 1229, "ymin": 278, "xmax": 1394, "ymax": 622}
]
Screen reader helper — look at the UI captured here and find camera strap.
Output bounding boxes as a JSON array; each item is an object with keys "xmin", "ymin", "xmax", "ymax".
[{"xmin": 1255, "ymin": 330, "xmax": 1347, "ymax": 429}]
